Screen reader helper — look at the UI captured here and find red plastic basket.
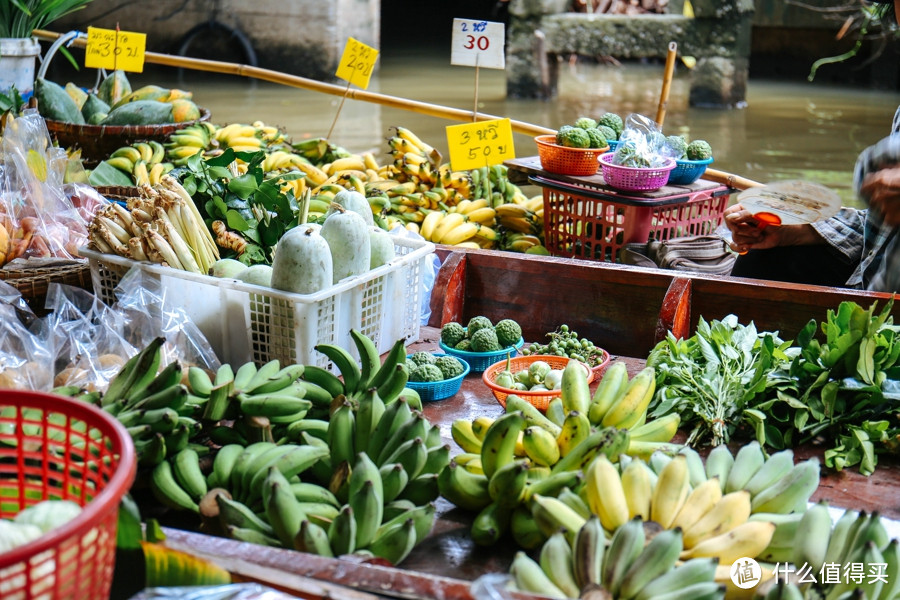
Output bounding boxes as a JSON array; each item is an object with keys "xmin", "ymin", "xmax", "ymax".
[
  {"xmin": 540, "ymin": 181, "xmax": 729, "ymax": 262},
  {"xmin": 482, "ymin": 355, "xmax": 601, "ymax": 412},
  {"xmin": 599, "ymin": 152, "xmax": 676, "ymax": 192},
  {"xmin": 0, "ymin": 391, "xmax": 137, "ymax": 600},
  {"xmin": 535, "ymin": 135, "xmax": 609, "ymax": 176}
]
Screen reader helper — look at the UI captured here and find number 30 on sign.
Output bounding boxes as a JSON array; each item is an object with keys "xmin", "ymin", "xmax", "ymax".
[
  {"xmin": 446, "ymin": 118, "xmax": 515, "ymax": 172},
  {"xmin": 85, "ymin": 27, "xmax": 146, "ymax": 72},
  {"xmin": 450, "ymin": 18, "xmax": 505, "ymax": 69},
  {"xmin": 335, "ymin": 37, "xmax": 378, "ymax": 89}
]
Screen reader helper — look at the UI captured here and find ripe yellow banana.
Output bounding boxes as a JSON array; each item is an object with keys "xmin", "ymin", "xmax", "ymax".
[
  {"xmin": 432, "ymin": 212, "xmax": 467, "ymax": 244},
  {"xmin": 328, "ymin": 156, "xmax": 366, "ymax": 175},
  {"xmin": 683, "ymin": 490, "xmax": 752, "ymax": 548},
  {"xmin": 148, "ymin": 163, "xmax": 165, "ymax": 186},
  {"xmin": 441, "ymin": 222, "xmax": 480, "ymax": 246},
  {"xmin": 467, "ymin": 207, "xmax": 497, "ymax": 225},
  {"xmin": 419, "ymin": 211, "xmax": 444, "ymax": 241},
  {"xmin": 671, "ymin": 478, "xmax": 724, "ymax": 533},
  {"xmin": 600, "ymin": 367, "xmax": 656, "ymax": 430},
  {"xmin": 650, "ymin": 454, "xmax": 690, "ymax": 529},
  {"xmin": 682, "ymin": 520, "xmax": 776, "ymax": 565},
  {"xmin": 620, "ymin": 458, "xmax": 653, "ymax": 520},
  {"xmin": 585, "ymin": 454, "xmax": 629, "ymax": 532}
]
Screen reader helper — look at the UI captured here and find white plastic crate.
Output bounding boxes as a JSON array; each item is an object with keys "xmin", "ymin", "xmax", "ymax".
[{"xmin": 79, "ymin": 237, "xmax": 435, "ymax": 372}]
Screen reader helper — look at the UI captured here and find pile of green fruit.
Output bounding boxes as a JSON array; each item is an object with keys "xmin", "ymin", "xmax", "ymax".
[
  {"xmin": 407, "ymin": 351, "xmax": 466, "ymax": 382},
  {"xmin": 554, "ymin": 112, "xmax": 623, "ymax": 150},
  {"xmin": 664, "ymin": 135, "xmax": 713, "ymax": 161},
  {"xmin": 440, "ymin": 316, "xmax": 523, "ymax": 353},
  {"xmin": 521, "ymin": 324, "xmax": 607, "ymax": 368}
]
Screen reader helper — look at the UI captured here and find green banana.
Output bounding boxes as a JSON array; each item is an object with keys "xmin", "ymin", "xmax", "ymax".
[
  {"xmin": 150, "ymin": 459, "xmax": 198, "ymax": 513},
  {"xmin": 368, "ymin": 337, "xmax": 408, "ymax": 391},
  {"xmin": 172, "ymin": 447, "xmax": 207, "ymax": 501},
  {"xmin": 294, "ymin": 519, "xmax": 334, "ymax": 557},
  {"xmin": 573, "ymin": 515, "xmax": 605, "ymax": 590},
  {"xmin": 540, "ymin": 530, "xmax": 581, "ymax": 599},
  {"xmin": 470, "ymin": 501, "xmax": 511, "ymax": 547},
  {"xmin": 704, "ymin": 443, "xmax": 734, "ymax": 493},
  {"xmin": 300, "ymin": 365, "xmax": 345, "ymax": 399},
  {"xmin": 348, "ymin": 452, "xmax": 384, "ymax": 549},
  {"xmin": 510, "ymin": 551, "xmax": 567, "ymax": 599},
  {"xmin": 618, "ymin": 526, "xmax": 684, "ymax": 599},
  {"xmin": 379, "ymin": 462, "xmax": 410, "ymax": 504},
  {"xmin": 217, "ymin": 495, "xmax": 275, "ymax": 535},
  {"xmin": 487, "ymin": 458, "xmax": 529, "ymax": 508},
  {"xmin": 634, "ymin": 558, "xmax": 719, "ymax": 600},
  {"xmin": 263, "ymin": 467, "xmax": 306, "ymax": 548},
  {"xmin": 315, "ymin": 344, "xmax": 361, "ymax": 394},
  {"xmin": 437, "ymin": 461, "xmax": 491, "ymax": 511},
  {"xmin": 327, "ymin": 504, "xmax": 357, "ymax": 555},
  {"xmin": 601, "ymin": 516, "xmax": 646, "ymax": 597},
  {"xmin": 560, "ymin": 359, "xmax": 591, "ymax": 415},
  {"xmin": 588, "ymin": 360, "xmax": 629, "ymax": 425},
  {"xmin": 367, "ymin": 517, "xmax": 417, "ymax": 565},
  {"xmin": 479, "ymin": 410, "xmax": 526, "ymax": 479},
  {"xmin": 724, "ymin": 441, "xmax": 766, "ymax": 494},
  {"xmin": 504, "ymin": 394, "xmax": 562, "ymax": 438},
  {"xmin": 327, "ymin": 400, "xmax": 356, "ymax": 469},
  {"xmin": 353, "ymin": 387, "xmax": 386, "ymax": 455},
  {"xmin": 349, "ymin": 329, "xmax": 380, "ymax": 392}
]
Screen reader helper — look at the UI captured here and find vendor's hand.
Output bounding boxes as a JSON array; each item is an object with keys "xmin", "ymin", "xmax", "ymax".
[
  {"xmin": 722, "ymin": 203, "xmax": 785, "ymax": 252},
  {"xmin": 861, "ymin": 165, "xmax": 900, "ymax": 226}
]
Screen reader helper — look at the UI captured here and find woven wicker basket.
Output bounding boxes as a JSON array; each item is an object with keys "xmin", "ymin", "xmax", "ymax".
[
  {"xmin": 45, "ymin": 108, "xmax": 211, "ymax": 166},
  {"xmin": 0, "ymin": 262, "xmax": 93, "ymax": 311}
]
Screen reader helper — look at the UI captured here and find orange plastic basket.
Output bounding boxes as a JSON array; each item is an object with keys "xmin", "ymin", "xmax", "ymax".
[
  {"xmin": 482, "ymin": 354, "xmax": 603, "ymax": 412},
  {"xmin": 535, "ymin": 135, "xmax": 608, "ymax": 177},
  {"xmin": 0, "ymin": 390, "xmax": 137, "ymax": 600}
]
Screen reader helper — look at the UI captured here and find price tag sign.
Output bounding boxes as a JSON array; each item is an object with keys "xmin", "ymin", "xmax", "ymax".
[
  {"xmin": 85, "ymin": 26, "xmax": 146, "ymax": 72},
  {"xmin": 335, "ymin": 37, "xmax": 378, "ymax": 89},
  {"xmin": 446, "ymin": 118, "xmax": 515, "ymax": 171},
  {"xmin": 450, "ymin": 18, "xmax": 505, "ymax": 69}
]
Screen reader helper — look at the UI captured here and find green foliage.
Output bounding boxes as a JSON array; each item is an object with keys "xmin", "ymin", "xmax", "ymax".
[
  {"xmin": 0, "ymin": 0, "xmax": 96, "ymax": 38},
  {"xmin": 175, "ymin": 149, "xmax": 304, "ymax": 265}
]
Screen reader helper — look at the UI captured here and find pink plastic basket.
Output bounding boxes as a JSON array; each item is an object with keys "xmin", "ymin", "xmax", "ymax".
[{"xmin": 599, "ymin": 152, "xmax": 676, "ymax": 192}]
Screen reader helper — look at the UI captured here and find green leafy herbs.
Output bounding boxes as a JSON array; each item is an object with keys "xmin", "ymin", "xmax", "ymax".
[
  {"xmin": 174, "ymin": 148, "xmax": 305, "ymax": 265},
  {"xmin": 647, "ymin": 314, "xmax": 787, "ymax": 448},
  {"xmin": 647, "ymin": 299, "xmax": 900, "ymax": 475}
]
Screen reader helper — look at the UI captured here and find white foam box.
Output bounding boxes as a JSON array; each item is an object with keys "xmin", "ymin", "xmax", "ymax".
[{"xmin": 80, "ymin": 236, "xmax": 435, "ymax": 372}]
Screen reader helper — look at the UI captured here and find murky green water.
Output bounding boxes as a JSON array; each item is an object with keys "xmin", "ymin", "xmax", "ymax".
[{"xmin": 145, "ymin": 49, "xmax": 899, "ymax": 208}]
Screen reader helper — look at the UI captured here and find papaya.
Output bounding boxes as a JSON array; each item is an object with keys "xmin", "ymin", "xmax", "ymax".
[
  {"xmin": 81, "ymin": 93, "xmax": 111, "ymax": 123},
  {"xmin": 34, "ymin": 78, "xmax": 85, "ymax": 124},
  {"xmin": 97, "ymin": 70, "xmax": 132, "ymax": 107},
  {"xmin": 65, "ymin": 82, "xmax": 88, "ymax": 110},
  {"xmin": 170, "ymin": 98, "xmax": 201, "ymax": 123},
  {"xmin": 87, "ymin": 111, "xmax": 108, "ymax": 125},
  {"xmin": 112, "ymin": 85, "xmax": 171, "ymax": 109},
  {"xmin": 101, "ymin": 100, "xmax": 174, "ymax": 126},
  {"xmin": 166, "ymin": 88, "xmax": 193, "ymax": 101}
]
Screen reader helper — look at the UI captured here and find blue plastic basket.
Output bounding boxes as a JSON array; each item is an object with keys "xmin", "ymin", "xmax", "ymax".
[
  {"xmin": 607, "ymin": 140, "xmax": 619, "ymax": 151},
  {"xmin": 405, "ymin": 353, "xmax": 471, "ymax": 402},
  {"xmin": 438, "ymin": 337, "xmax": 525, "ymax": 373},
  {"xmin": 667, "ymin": 157, "xmax": 714, "ymax": 185}
]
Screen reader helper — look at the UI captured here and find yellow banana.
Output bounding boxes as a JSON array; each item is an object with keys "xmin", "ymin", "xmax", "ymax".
[
  {"xmin": 466, "ymin": 207, "xmax": 497, "ymax": 225},
  {"xmin": 453, "ymin": 199, "xmax": 473, "ymax": 214},
  {"xmin": 650, "ymin": 454, "xmax": 690, "ymax": 529},
  {"xmin": 328, "ymin": 156, "xmax": 366, "ymax": 175},
  {"xmin": 440, "ymin": 221, "xmax": 480, "ymax": 246},
  {"xmin": 454, "ymin": 241, "xmax": 481, "ymax": 249},
  {"xmin": 148, "ymin": 162, "xmax": 165, "ymax": 186},
  {"xmin": 585, "ymin": 454, "xmax": 629, "ymax": 532},
  {"xmin": 405, "ymin": 222, "xmax": 420, "ymax": 234},
  {"xmin": 600, "ymin": 367, "xmax": 656, "ymax": 430},
  {"xmin": 620, "ymin": 459, "xmax": 653, "ymax": 520},
  {"xmin": 291, "ymin": 160, "xmax": 328, "ymax": 187},
  {"xmin": 134, "ymin": 142, "xmax": 154, "ymax": 163},
  {"xmin": 629, "ymin": 413, "xmax": 681, "ymax": 443},
  {"xmin": 362, "ymin": 151, "xmax": 380, "ymax": 171},
  {"xmin": 681, "ymin": 520, "xmax": 776, "ymax": 565},
  {"xmin": 432, "ymin": 212, "xmax": 466, "ymax": 244},
  {"xmin": 419, "ymin": 211, "xmax": 444, "ymax": 241},
  {"xmin": 461, "ymin": 198, "xmax": 490, "ymax": 214},
  {"xmin": 105, "ymin": 156, "xmax": 135, "ymax": 173},
  {"xmin": 671, "ymin": 478, "xmax": 724, "ymax": 534},
  {"xmin": 474, "ymin": 224, "xmax": 499, "ymax": 242},
  {"xmin": 226, "ymin": 135, "xmax": 263, "ymax": 148},
  {"xmin": 111, "ymin": 146, "xmax": 142, "ymax": 164},
  {"xmin": 495, "ymin": 203, "xmax": 532, "ymax": 219},
  {"xmin": 683, "ymin": 490, "xmax": 752, "ymax": 548},
  {"xmin": 133, "ymin": 160, "xmax": 150, "ymax": 186}
]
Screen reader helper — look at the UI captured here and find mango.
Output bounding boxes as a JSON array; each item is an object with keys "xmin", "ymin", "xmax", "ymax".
[{"xmin": 170, "ymin": 98, "xmax": 201, "ymax": 123}]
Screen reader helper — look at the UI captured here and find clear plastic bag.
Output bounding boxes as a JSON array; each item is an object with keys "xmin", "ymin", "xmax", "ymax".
[
  {"xmin": 613, "ymin": 113, "xmax": 678, "ymax": 168},
  {"xmin": 0, "ymin": 302, "xmax": 53, "ymax": 391},
  {"xmin": 128, "ymin": 583, "xmax": 300, "ymax": 600},
  {"xmin": 0, "ymin": 110, "xmax": 94, "ymax": 264}
]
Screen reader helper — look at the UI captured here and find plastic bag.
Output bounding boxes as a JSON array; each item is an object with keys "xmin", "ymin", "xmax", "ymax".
[
  {"xmin": 612, "ymin": 113, "xmax": 678, "ymax": 168},
  {"xmin": 0, "ymin": 301, "xmax": 53, "ymax": 391},
  {"xmin": 388, "ymin": 225, "xmax": 439, "ymax": 326},
  {"xmin": 471, "ymin": 573, "xmax": 516, "ymax": 600},
  {"xmin": 128, "ymin": 583, "xmax": 300, "ymax": 600},
  {"xmin": 0, "ymin": 110, "xmax": 94, "ymax": 265},
  {"xmin": 113, "ymin": 266, "xmax": 222, "ymax": 372},
  {"xmin": 43, "ymin": 283, "xmax": 136, "ymax": 392}
]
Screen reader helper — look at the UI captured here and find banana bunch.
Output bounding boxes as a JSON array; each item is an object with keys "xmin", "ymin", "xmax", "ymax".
[
  {"xmin": 54, "ymin": 337, "xmax": 206, "ymax": 468},
  {"xmin": 100, "ymin": 140, "xmax": 173, "ymax": 186},
  {"xmin": 418, "ymin": 199, "xmax": 500, "ymax": 247},
  {"xmin": 214, "ymin": 121, "xmax": 286, "ymax": 153},
  {"xmin": 509, "ymin": 517, "xmax": 725, "ymax": 600},
  {"xmin": 495, "ymin": 194, "xmax": 544, "ymax": 237},
  {"xmin": 749, "ymin": 503, "xmax": 900, "ymax": 600},
  {"xmin": 164, "ymin": 122, "xmax": 218, "ymax": 166}
]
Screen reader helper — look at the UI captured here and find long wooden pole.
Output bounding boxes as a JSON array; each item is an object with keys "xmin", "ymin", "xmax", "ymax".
[
  {"xmin": 656, "ymin": 41, "xmax": 677, "ymax": 127},
  {"xmin": 32, "ymin": 29, "xmax": 555, "ymax": 139},
  {"xmin": 33, "ymin": 29, "xmax": 763, "ymax": 190}
]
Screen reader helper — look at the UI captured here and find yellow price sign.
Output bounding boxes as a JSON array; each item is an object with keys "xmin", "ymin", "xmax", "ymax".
[
  {"xmin": 335, "ymin": 38, "xmax": 378, "ymax": 89},
  {"xmin": 85, "ymin": 26, "xmax": 146, "ymax": 73},
  {"xmin": 446, "ymin": 118, "xmax": 515, "ymax": 172}
]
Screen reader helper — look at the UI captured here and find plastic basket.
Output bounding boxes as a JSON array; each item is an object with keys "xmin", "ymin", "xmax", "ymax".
[
  {"xmin": 482, "ymin": 355, "xmax": 597, "ymax": 412},
  {"xmin": 79, "ymin": 236, "xmax": 435, "ymax": 374},
  {"xmin": 535, "ymin": 135, "xmax": 608, "ymax": 176},
  {"xmin": 667, "ymin": 157, "xmax": 714, "ymax": 185},
  {"xmin": 540, "ymin": 182, "xmax": 729, "ymax": 262},
  {"xmin": 405, "ymin": 354, "xmax": 471, "ymax": 402},
  {"xmin": 438, "ymin": 337, "xmax": 525, "ymax": 373},
  {"xmin": 0, "ymin": 390, "xmax": 136, "ymax": 600},
  {"xmin": 599, "ymin": 152, "xmax": 676, "ymax": 192}
]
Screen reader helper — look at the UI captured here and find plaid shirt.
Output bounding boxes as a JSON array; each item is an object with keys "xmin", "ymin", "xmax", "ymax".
[{"xmin": 812, "ymin": 106, "xmax": 900, "ymax": 293}]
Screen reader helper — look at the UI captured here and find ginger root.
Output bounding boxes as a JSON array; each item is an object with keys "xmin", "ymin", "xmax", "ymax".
[{"xmin": 211, "ymin": 220, "xmax": 247, "ymax": 256}]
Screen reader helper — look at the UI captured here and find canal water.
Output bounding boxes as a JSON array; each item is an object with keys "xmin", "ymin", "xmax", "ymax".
[{"xmin": 144, "ymin": 47, "xmax": 899, "ymax": 208}]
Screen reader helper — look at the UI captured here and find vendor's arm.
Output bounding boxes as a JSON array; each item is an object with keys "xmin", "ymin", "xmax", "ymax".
[{"xmin": 723, "ymin": 204, "xmax": 827, "ymax": 253}]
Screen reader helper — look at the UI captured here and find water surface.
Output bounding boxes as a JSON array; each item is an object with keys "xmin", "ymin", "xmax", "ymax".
[{"xmin": 150, "ymin": 48, "xmax": 899, "ymax": 208}]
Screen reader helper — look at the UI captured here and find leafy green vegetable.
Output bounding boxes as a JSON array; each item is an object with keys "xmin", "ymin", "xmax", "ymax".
[{"xmin": 174, "ymin": 148, "xmax": 304, "ymax": 265}]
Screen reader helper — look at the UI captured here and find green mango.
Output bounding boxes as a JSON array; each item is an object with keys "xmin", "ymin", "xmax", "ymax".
[{"xmin": 34, "ymin": 78, "xmax": 85, "ymax": 124}]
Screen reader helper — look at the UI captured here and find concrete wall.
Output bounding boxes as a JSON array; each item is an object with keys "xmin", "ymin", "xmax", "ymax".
[{"xmin": 51, "ymin": 0, "xmax": 380, "ymax": 81}]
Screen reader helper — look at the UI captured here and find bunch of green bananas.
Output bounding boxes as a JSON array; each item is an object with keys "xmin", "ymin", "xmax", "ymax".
[
  {"xmin": 751, "ymin": 503, "xmax": 900, "ymax": 600},
  {"xmin": 100, "ymin": 140, "xmax": 173, "ymax": 186},
  {"xmin": 164, "ymin": 122, "xmax": 217, "ymax": 165},
  {"xmin": 509, "ymin": 517, "xmax": 724, "ymax": 600},
  {"xmin": 55, "ymin": 337, "xmax": 205, "ymax": 468}
]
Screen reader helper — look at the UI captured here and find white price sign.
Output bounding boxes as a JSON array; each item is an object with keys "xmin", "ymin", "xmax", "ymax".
[{"xmin": 450, "ymin": 18, "xmax": 505, "ymax": 69}]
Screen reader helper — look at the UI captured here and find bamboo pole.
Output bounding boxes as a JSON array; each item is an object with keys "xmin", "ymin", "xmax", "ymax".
[
  {"xmin": 655, "ymin": 41, "xmax": 677, "ymax": 127},
  {"xmin": 32, "ymin": 29, "xmax": 556, "ymax": 138},
  {"xmin": 33, "ymin": 29, "xmax": 765, "ymax": 191}
]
